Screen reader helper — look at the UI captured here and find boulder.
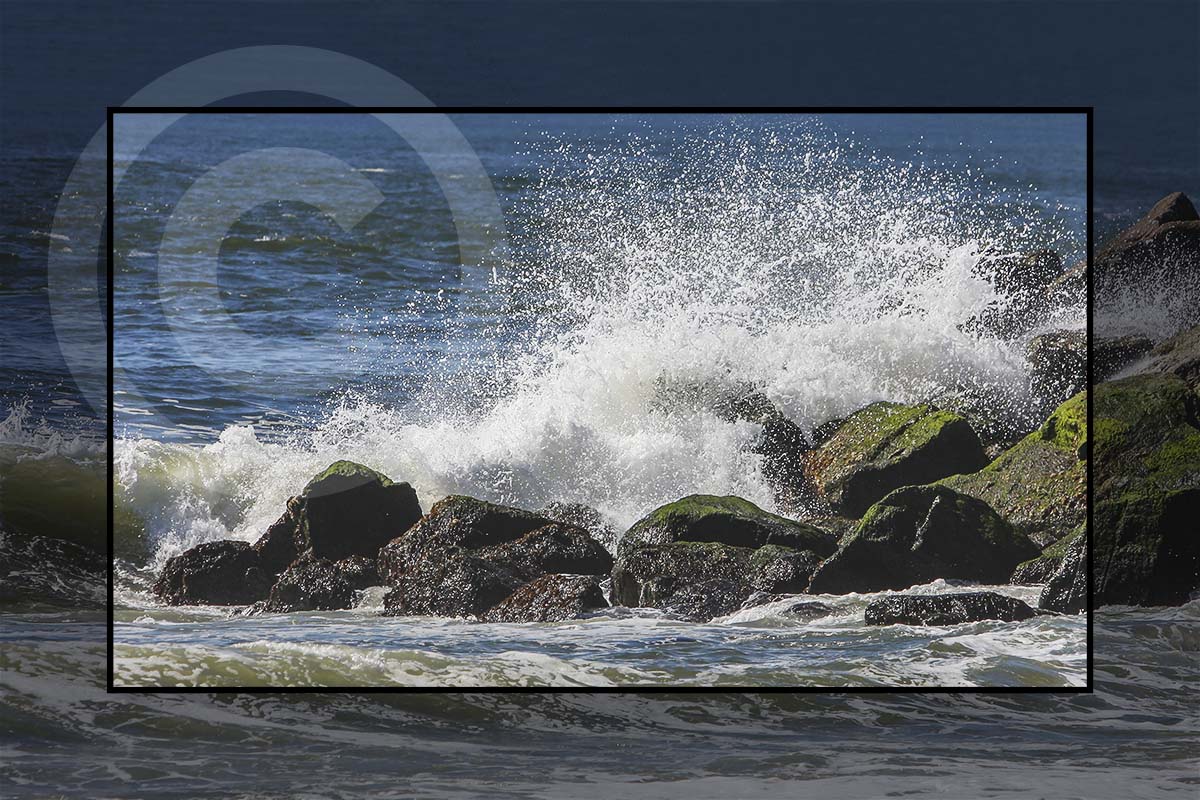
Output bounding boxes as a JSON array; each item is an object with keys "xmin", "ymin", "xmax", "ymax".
[
  {"xmin": 377, "ymin": 495, "xmax": 555, "ymax": 583},
  {"xmin": 1096, "ymin": 335, "xmax": 1155, "ymax": 381},
  {"xmin": 620, "ymin": 494, "xmax": 835, "ymax": 556},
  {"xmin": 1092, "ymin": 374, "xmax": 1200, "ymax": 606},
  {"xmin": 483, "ymin": 574, "xmax": 608, "ymax": 623},
  {"xmin": 807, "ymin": 485, "xmax": 1040, "ymax": 594},
  {"xmin": 298, "ymin": 461, "xmax": 422, "ymax": 561},
  {"xmin": 942, "ymin": 391, "xmax": 1087, "ymax": 546},
  {"xmin": 610, "ymin": 540, "xmax": 753, "ymax": 621},
  {"xmin": 740, "ymin": 593, "xmax": 835, "ymax": 617},
  {"xmin": 381, "ymin": 553, "xmax": 524, "ymax": 618},
  {"xmin": 251, "ymin": 462, "xmax": 422, "ymax": 570},
  {"xmin": 1011, "ymin": 523, "xmax": 1085, "ymax": 585},
  {"xmin": 262, "ymin": 557, "xmax": 355, "ymax": 613},
  {"xmin": 334, "ymin": 556, "xmax": 379, "ymax": 591},
  {"xmin": 478, "ymin": 522, "xmax": 613, "ymax": 580},
  {"xmin": 1132, "ymin": 322, "xmax": 1200, "ymax": 389},
  {"xmin": 1095, "ymin": 192, "xmax": 1200, "ymax": 291},
  {"xmin": 804, "ymin": 402, "xmax": 988, "ymax": 517},
  {"xmin": 864, "ymin": 592, "xmax": 1040, "ymax": 626},
  {"xmin": 1027, "ymin": 330, "xmax": 1086, "ymax": 408},
  {"xmin": 748, "ymin": 544, "xmax": 820, "ymax": 593},
  {"xmin": 153, "ymin": 540, "xmax": 271, "ymax": 606},
  {"xmin": 1039, "ymin": 526, "xmax": 1088, "ymax": 613},
  {"xmin": 538, "ymin": 501, "xmax": 620, "ymax": 552}
]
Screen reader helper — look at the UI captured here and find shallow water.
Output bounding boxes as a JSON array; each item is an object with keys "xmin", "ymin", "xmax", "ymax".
[{"xmin": 111, "ymin": 580, "xmax": 1083, "ymax": 689}]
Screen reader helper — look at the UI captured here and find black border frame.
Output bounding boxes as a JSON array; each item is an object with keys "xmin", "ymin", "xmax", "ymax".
[{"xmin": 107, "ymin": 106, "xmax": 1093, "ymax": 694}]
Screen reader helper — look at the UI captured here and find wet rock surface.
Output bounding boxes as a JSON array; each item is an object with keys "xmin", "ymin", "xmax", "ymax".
[
  {"xmin": 484, "ymin": 574, "xmax": 608, "ymax": 623},
  {"xmin": 154, "ymin": 540, "xmax": 271, "ymax": 606},
  {"xmin": 864, "ymin": 592, "xmax": 1040, "ymax": 626},
  {"xmin": 808, "ymin": 485, "xmax": 1040, "ymax": 594}
]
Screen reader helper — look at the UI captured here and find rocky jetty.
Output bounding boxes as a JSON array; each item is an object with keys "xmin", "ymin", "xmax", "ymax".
[{"xmin": 865, "ymin": 592, "xmax": 1040, "ymax": 626}]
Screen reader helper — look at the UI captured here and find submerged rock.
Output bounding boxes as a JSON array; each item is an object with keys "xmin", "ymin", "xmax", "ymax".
[
  {"xmin": 864, "ymin": 592, "xmax": 1040, "ymax": 626},
  {"xmin": 154, "ymin": 540, "xmax": 271, "ymax": 606},
  {"xmin": 381, "ymin": 553, "xmax": 524, "ymax": 618},
  {"xmin": 484, "ymin": 574, "xmax": 607, "ymax": 623},
  {"xmin": 1010, "ymin": 524, "xmax": 1086, "ymax": 585},
  {"xmin": 620, "ymin": 494, "xmax": 835, "ymax": 556},
  {"xmin": 942, "ymin": 391, "xmax": 1087, "ymax": 546},
  {"xmin": 804, "ymin": 402, "xmax": 988, "ymax": 517},
  {"xmin": 807, "ymin": 485, "xmax": 1040, "ymax": 594},
  {"xmin": 1092, "ymin": 374, "xmax": 1200, "ymax": 606},
  {"xmin": 1039, "ymin": 527, "xmax": 1088, "ymax": 613},
  {"xmin": 262, "ymin": 557, "xmax": 355, "ymax": 613}
]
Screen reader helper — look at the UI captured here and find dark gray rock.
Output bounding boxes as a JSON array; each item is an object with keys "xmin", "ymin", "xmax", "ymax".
[
  {"xmin": 381, "ymin": 554, "xmax": 524, "ymax": 619},
  {"xmin": 479, "ymin": 523, "xmax": 613, "ymax": 580},
  {"xmin": 1132, "ymin": 322, "xmax": 1200, "ymax": 389},
  {"xmin": 377, "ymin": 495, "xmax": 554, "ymax": 583},
  {"xmin": 1039, "ymin": 527, "xmax": 1088, "ymax": 613},
  {"xmin": 262, "ymin": 557, "xmax": 355, "ymax": 612},
  {"xmin": 610, "ymin": 540, "xmax": 753, "ymax": 621},
  {"xmin": 865, "ymin": 591, "xmax": 1040, "ymax": 626},
  {"xmin": 1010, "ymin": 524, "xmax": 1085, "ymax": 586},
  {"xmin": 748, "ymin": 544, "xmax": 819, "ymax": 593},
  {"xmin": 483, "ymin": 574, "xmax": 607, "ymax": 623},
  {"xmin": 153, "ymin": 540, "xmax": 271, "ymax": 606},
  {"xmin": 1095, "ymin": 192, "xmax": 1200, "ymax": 292},
  {"xmin": 807, "ymin": 485, "xmax": 1040, "ymax": 594},
  {"xmin": 538, "ymin": 501, "xmax": 620, "ymax": 551}
]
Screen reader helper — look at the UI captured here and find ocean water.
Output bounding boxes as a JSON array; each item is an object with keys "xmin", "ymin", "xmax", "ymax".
[{"xmin": 3, "ymin": 109, "xmax": 1197, "ymax": 795}]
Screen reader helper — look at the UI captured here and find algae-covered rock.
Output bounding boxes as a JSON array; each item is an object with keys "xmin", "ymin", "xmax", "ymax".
[
  {"xmin": 1039, "ymin": 528, "xmax": 1087, "ymax": 613},
  {"xmin": 1010, "ymin": 523, "xmax": 1086, "ymax": 585},
  {"xmin": 621, "ymin": 494, "xmax": 835, "ymax": 556},
  {"xmin": 299, "ymin": 461, "xmax": 422, "ymax": 562},
  {"xmin": 153, "ymin": 540, "xmax": 271, "ymax": 606},
  {"xmin": 943, "ymin": 391, "xmax": 1087, "ymax": 546},
  {"xmin": 807, "ymin": 485, "xmax": 1040, "ymax": 594},
  {"xmin": 865, "ymin": 591, "xmax": 1040, "ymax": 626},
  {"xmin": 610, "ymin": 540, "xmax": 754, "ymax": 621},
  {"xmin": 1091, "ymin": 374, "xmax": 1200, "ymax": 606},
  {"xmin": 805, "ymin": 402, "xmax": 988, "ymax": 517},
  {"xmin": 484, "ymin": 574, "xmax": 608, "ymax": 623}
]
